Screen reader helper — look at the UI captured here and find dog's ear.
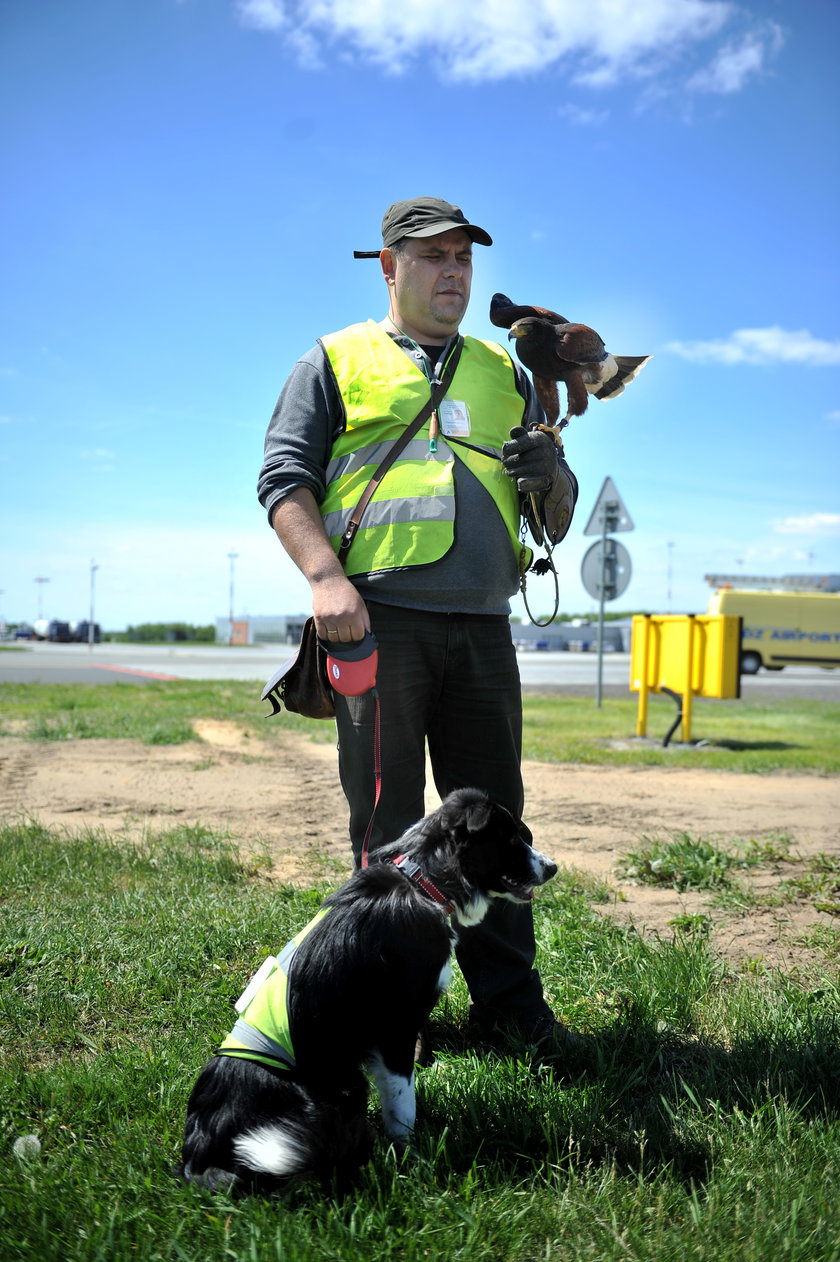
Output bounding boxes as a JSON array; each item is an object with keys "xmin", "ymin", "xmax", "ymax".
[
  {"xmin": 439, "ymin": 788, "xmax": 492, "ymax": 834},
  {"xmin": 441, "ymin": 789, "xmax": 527, "ymax": 841},
  {"xmin": 471, "ymin": 799, "xmax": 532, "ymax": 846},
  {"xmin": 462, "ymin": 799, "xmax": 493, "ymax": 835}
]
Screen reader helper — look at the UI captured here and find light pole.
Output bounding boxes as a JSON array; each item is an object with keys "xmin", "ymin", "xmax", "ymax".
[
  {"xmin": 35, "ymin": 576, "xmax": 50, "ymax": 622},
  {"xmin": 227, "ymin": 552, "xmax": 238, "ymax": 646},
  {"xmin": 89, "ymin": 560, "xmax": 99, "ymax": 649}
]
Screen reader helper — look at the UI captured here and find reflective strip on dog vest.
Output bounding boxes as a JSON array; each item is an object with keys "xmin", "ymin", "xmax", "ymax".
[{"xmin": 214, "ymin": 908, "xmax": 330, "ymax": 1072}]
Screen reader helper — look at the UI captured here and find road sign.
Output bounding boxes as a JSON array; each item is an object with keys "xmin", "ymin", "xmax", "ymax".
[
  {"xmin": 583, "ymin": 476, "xmax": 634, "ymax": 536},
  {"xmin": 581, "ymin": 538, "xmax": 632, "ymax": 602}
]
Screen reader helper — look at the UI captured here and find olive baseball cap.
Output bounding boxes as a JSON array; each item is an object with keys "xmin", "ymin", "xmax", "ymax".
[{"xmin": 354, "ymin": 196, "xmax": 492, "ymax": 258}]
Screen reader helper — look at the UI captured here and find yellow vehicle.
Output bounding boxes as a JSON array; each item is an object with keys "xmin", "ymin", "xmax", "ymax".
[{"xmin": 706, "ymin": 588, "xmax": 840, "ymax": 673}]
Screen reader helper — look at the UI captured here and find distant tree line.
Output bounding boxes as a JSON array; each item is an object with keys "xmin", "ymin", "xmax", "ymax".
[{"xmin": 110, "ymin": 623, "xmax": 216, "ymax": 643}]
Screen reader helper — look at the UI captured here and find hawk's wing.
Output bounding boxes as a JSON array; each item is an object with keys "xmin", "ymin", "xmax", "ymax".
[
  {"xmin": 554, "ymin": 323, "xmax": 607, "ymax": 366},
  {"xmin": 489, "ymin": 292, "xmax": 570, "ymax": 329}
]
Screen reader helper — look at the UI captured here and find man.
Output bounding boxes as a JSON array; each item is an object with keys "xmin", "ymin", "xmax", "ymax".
[{"xmin": 257, "ymin": 196, "xmax": 580, "ymax": 1052}]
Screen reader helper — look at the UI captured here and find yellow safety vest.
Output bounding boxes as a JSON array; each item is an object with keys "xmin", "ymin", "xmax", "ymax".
[
  {"xmin": 215, "ymin": 908, "xmax": 330, "ymax": 1072},
  {"xmin": 319, "ymin": 322, "xmax": 532, "ymax": 578}
]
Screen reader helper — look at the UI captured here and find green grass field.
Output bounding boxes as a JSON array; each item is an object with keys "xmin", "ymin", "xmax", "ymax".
[
  {"xmin": 1, "ymin": 679, "xmax": 838, "ymax": 772},
  {"xmin": 1, "ymin": 683, "xmax": 839, "ymax": 1259}
]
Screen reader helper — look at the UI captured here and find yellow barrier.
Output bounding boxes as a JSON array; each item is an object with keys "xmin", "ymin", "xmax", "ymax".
[{"xmin": 629, "ymin": 614, "xmax": 742, "ymax": 743}]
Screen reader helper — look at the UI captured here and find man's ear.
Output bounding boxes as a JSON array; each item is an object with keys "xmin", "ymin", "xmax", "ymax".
[{"xmin": 380, "ymin": 247, "xmax": 396, "ymax": 286}]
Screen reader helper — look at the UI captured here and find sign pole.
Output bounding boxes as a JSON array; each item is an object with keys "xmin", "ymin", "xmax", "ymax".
[
  {"xmin": 596, "ymin": 516, "xmax": 607, "ymax": 707},
  {"xmin": 581, "ymin": 477, "xmax": 634, "ymax": 708}
]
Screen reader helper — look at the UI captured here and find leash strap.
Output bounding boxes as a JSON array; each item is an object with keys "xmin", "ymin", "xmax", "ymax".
[
  {"xmin": 360, "ymin": 691, "xmax": 381, "ymax": 869},
  {"xmin": 337, "ymin": 337, "xmax": 464, "ymax": 567}
]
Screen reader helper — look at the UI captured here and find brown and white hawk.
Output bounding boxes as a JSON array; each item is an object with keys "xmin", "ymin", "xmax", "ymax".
[{"xmin": 490, "ymin": 292, "xmax": 651, "ymax": 427}]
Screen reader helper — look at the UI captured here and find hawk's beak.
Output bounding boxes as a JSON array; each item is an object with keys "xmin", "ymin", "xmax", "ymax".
[{"xmin": 508, "ymin": 322, "xmax": 525, "ymax": 340}]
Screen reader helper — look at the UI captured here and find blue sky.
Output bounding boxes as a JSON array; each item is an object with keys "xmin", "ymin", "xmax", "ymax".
[{"xmin": 2, "ymin": 0, "xmax": 838, "ymax": 631}]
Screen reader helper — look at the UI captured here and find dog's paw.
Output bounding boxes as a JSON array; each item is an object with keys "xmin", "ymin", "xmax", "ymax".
[{"xmin": 181, "ymin": 1164, "xmax": 238, "ymax": 1192}]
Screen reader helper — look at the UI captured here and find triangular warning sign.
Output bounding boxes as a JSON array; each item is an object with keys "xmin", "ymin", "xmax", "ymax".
[{"xmin": 583, "ymin": 477, "xmax": 634, "ymax": 536}]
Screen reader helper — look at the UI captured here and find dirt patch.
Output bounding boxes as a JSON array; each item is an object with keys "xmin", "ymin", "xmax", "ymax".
[{"xmin": 1, "ymin": 729, "xmax": 837, "ymax": 973}]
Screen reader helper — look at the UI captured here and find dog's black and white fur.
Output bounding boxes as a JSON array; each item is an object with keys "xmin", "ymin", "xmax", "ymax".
[{"xmin": 179, "ymin": 787, "xmax": 556, "ymax": 1193}]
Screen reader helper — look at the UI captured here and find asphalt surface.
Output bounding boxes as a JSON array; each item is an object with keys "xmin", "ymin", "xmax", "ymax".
[{"xmin": 1, "ymin": 642, "xmax": 838, "ymax": 701}]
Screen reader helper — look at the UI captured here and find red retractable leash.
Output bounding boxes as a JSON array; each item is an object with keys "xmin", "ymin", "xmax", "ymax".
[
  {"xmin": 322, "ymin": 633, "xmax": 381, "ymax": 868},
  {"xmin": 325, "ymin": 633, "xmax": 451, "ymax": 911},
  {"xmin": 362, "ymin": 691, "xmax": 382, "ymax": 867}
]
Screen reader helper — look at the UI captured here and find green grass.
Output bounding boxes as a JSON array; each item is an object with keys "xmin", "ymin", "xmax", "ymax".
[
  {"xmin": 619, "ymin": 833, "xmax": 773, "ymax": 894},
  {"xmin": 520, "ymin": 693, "xmax": 840, "ymax": 773},
  {"xmin": 2, "ymin": 822, "xmax": 839, "ymax": 1261},
  {"xmin": 619, "ymin": 834, "xmax": 840, "ymax": 920},
  {"xmin": 1, "ymin": 682, "xmax": 838, "ymax": 771},
  {"xmin": 0, "ymin": 680, "xmax": 334, "ymax": 748}
]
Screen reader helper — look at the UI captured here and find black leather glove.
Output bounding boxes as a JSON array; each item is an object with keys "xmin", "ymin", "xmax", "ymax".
[
  {"xmin": 542, "ymin": 456, "xmax": 579, "ymax": 544},
  {"xmin": 501, "ymin": 426, "xmax": 557, "ymax": 492}
]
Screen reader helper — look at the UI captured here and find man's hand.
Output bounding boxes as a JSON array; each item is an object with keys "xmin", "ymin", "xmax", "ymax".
[
  {"xmin": 501, "ymin": 426, "xmax": 557, "ymax": 493},
  {"xmin": 311, "ymin": 575, "xmax": 370, "ymax": 644},
  {"xmin": 271, "ymin": 488, "xmax": 370, "ymax": 643}
]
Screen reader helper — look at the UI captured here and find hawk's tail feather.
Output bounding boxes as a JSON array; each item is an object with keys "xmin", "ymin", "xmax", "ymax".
[{"xmin": 590, "ymin": 355, "xmax": 652, "ymax": 401}]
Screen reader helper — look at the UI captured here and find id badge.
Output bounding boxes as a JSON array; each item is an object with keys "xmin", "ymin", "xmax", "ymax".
[{"xmin": 438, "ymin": 399, "xmax": 471, "ymax": 437}]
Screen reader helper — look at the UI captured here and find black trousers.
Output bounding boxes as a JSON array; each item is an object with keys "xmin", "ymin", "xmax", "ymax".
[{"xmin": 333, "ymin": 602, "xmax": 551, "ymax": 1024}]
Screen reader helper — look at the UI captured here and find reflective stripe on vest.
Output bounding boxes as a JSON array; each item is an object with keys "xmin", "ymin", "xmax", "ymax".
[
  {"xmin": 319, "ymin": 322, "xmax": 532, "ymax": 577},
  {"xmin": 215, "ymin": 907, "xmax": 330, "ymax": 1072}
]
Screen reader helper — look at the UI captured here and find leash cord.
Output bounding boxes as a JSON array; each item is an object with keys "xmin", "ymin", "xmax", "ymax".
[
  {"xmin": 520, "ymin": 551, "xmax": 560, "ymax": 626},
  {"xmin": 360, "ymin": 690, "xmax": 381, "ymax": 868},
  {"xmin": 519, "ymin": 520, "xmax": 561, "ymax": 627}
]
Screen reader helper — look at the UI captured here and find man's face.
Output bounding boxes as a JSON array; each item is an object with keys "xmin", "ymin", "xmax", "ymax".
[{"xmin": 383, "ymin": 228, "xmax": 473, "ymax": 344}]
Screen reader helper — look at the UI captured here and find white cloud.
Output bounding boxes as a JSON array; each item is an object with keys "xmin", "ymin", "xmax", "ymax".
[
  {"xmin": 558, "ymin": 103, "xmax": 610, "ymax": 127},
  {"xmin": 773, "ymin": 513, "xmax": 840, "ymax": 537},
  {"xmin": 80, "ymin": 447, "xmax": 117, "ymax": 462},
  {"xmin": 237, "ymin": 0, "xmax": 286, "ymax": 30},
  {"xmin": 665, "ymin": 326, "xmax": 840, "ymax": 366},
  {"xmin": 687, "ymin": 21, "xmax": 784, "ymax": 93},
  {"xmin": 233, "ymin": 0, "xmax": 772, "ymax": 90}
]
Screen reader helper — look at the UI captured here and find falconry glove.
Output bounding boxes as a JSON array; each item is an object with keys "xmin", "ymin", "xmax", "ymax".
[
  {"xmin": 504, "ymin": 425, "xmax": 578, "ymax": 548},
  {"xmin": 501, "ymin": 426, "xmax": 557, "ymax": 492},
  {"xmin": 539, "ymin": 454, "xmax": 579, "ymax": 545}
]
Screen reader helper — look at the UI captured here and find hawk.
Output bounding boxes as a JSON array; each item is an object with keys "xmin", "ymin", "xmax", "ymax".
[{"xmin": 490, "ymin": 292, "xmax": 651, "ymax": 427}]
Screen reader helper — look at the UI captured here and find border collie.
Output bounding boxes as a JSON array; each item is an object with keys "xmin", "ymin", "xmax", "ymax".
[{"xmin": 179, "ymin": 787, "xmax": 557, "ymax": 1194}]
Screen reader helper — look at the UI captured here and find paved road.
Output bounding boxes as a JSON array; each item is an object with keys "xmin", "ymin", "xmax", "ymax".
[{"xmin": 2, "ymin": 641, "xmax": 838, "ymax": 701}]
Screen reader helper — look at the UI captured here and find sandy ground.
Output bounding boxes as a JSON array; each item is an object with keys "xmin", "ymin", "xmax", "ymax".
[{"xmin": 1, "ymin": 723, "xmax": 838, "ymax": 973}]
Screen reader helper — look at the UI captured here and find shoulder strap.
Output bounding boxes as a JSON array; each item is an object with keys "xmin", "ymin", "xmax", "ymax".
[{"xmin": 336, "ymin": 336, "xmax": 464, "ymax": 567}]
